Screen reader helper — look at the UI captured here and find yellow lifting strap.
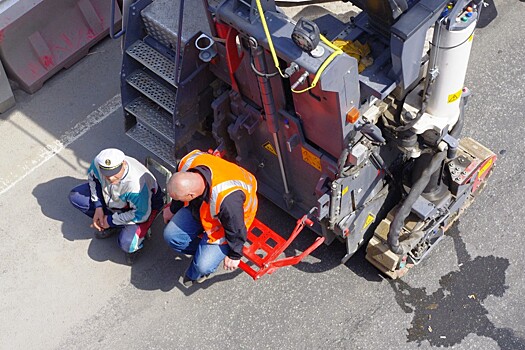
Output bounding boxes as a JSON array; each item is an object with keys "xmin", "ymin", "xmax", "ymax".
[
  {"xmin": 332, "ymin": 39, "xmax": 374, "ymax": 73},
  {"xmin": 255, "ymin": 0, "xmax": 343, "ymax": 94}
]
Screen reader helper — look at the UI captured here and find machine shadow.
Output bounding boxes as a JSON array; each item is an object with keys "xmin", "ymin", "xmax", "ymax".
[
  {"xmin": 256, "ymin": 197, "xmax": 384, "ymax": 282},
  {"xmin": 477, "ymin": 0, "xmax": 498, "ymax": 29}
]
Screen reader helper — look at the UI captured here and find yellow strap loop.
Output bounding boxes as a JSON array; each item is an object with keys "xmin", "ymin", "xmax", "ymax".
[{"xmin": 254, "ymin": 0, "xmax": 343, "ymax": 94}]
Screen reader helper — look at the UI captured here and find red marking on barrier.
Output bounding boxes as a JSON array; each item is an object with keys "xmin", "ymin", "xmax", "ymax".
[
  {"xmin": 61, "ymin": 33, "xmax": 73, "ymax": 49},
  {"xmin": 0, "ymin": 30, "xmax": 4, "ymax": 44},
  {"xmin": 41, "ymin": 55, "xmax": 54, "ymax": 69},
  {"xmin": 76, "ymin": 29, "xmax": 84, "ymax": 47},
  {"xmin": 52, "ymin": 44, "xmax": 70, "ymax": 53},
  {"xmin": 87, "ymin": 28, "xmax": 95, "ymax": 40},
  {"xmin": 28, "ymin": 62, "xmax": 40, "ymax": 78}
]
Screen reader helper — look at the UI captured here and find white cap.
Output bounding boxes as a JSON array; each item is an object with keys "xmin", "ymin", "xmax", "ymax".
[{"xmin": 95, "ymin": 148, "xmax": 125, "ymax": 177}]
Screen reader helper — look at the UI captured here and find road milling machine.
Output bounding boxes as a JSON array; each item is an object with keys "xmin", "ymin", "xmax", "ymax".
[{"xmin": 116, "ymin": 0, "xmax": 496, "ymax": 278}]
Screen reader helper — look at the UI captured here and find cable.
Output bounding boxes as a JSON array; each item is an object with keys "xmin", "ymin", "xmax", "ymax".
[{"xmin": 254, "ymin": 0, "xmax": 342, "ymax": 93}]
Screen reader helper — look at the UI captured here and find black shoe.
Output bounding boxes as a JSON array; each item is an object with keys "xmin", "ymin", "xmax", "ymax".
[
  {"xmin": 125, "ymin": 250, "xmax": 141, "ymax": 265},
  {"xmin": 94, "ymin": 227, "xmax": 120, "ymax": 239}
]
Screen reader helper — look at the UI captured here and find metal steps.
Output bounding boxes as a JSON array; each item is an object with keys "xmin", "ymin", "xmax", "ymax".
[
  {"xmin": 123, "ymin": 0, "xmax": 212, "ymax": 170},
  {"xmin": 141, "ymin": 0, "xmax": 211, "ymax": 49},
  {"xmin": 126, "ymin": 123, "xmax": 178, "ymax": 169},
  {"xmin": 126, "ymin": 70, "xmax": 175, "ymax": 114},
  {"xmin": 126, "ymin": 40, "xmax": 177, "ymax": 87},
  {"xmin": 124, "ymin": 96, "xmax": 174, "ymax": 145}
]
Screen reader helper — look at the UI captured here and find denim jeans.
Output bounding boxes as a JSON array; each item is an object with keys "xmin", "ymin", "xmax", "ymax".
[
  {"xmin": 69, "ymin": 183, "xmax": 156, "ymax": 253},
  {"xmin": 163, "ymin": 207, "xmax": 229, "ymax": 280}
]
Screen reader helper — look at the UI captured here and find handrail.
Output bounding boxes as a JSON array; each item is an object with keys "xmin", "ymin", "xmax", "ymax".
[{"xmin": 109, "ymin": 0, "xmax": 125, "ymax": 39}]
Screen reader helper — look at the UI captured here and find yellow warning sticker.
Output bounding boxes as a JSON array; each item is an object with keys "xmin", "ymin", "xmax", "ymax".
[
  {"xmin": 301, "ymin": 147, "xmax": 322, "ymax": 171},
  {"xmin": 468, "ymin": 34, "xmax": 474, "ymax": 42},
  {"xmin": 362, "ymin": 213, "xmax": 375, "ymax": 230},
  {"xmin": 447, "ymin": 89, "xmax": 462, "ymax": 103},
  {"xmin": 342, "ymin": 186, "xmax": 349, "ymax": 196},
  {"xmin": 478, "ymin": 158, "xmax": 493, "ymax": 179},
  {"xmin": 262, "ymin": 141, "xmax": 277, "ymax": 156}
]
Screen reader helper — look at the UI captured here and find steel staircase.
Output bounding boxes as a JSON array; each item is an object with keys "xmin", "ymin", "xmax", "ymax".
[{"xmin": 120, "ymin": 0, "xmax": 213, "ymax": 169}]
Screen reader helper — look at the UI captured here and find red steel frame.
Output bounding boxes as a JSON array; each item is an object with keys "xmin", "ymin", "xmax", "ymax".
[{"xmin": 239, "ymin": 215, "xmax": 326, "ymax": 280}]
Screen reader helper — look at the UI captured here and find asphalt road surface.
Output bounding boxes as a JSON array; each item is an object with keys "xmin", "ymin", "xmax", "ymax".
[{"xmin": 1, "ymin": 1, "xmax": 524, "ymax": 349}]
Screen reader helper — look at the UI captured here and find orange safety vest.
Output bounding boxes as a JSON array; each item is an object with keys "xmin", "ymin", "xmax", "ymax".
[{"xmin": 178, "ymin": 150, "xmax": 258, "ymax": 245}]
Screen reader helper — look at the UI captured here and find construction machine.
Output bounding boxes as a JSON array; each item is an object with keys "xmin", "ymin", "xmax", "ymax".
[{"xmin": 116, "ymin": 0, "xmax": 496, "ymax": 279}]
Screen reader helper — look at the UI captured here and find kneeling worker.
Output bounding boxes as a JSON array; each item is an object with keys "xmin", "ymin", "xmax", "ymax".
[
  {"xmin": 69, "ymin": 148, "xmax": 165, "ymax": 263},
  {"xmin": 163, "ymin": 150, "xmax": 258, "ymax": 286}
]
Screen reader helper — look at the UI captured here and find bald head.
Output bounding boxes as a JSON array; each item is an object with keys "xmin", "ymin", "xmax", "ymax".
[{"xmin": 167, "ymin": 171, "xmax": 205, "ymax": 201}]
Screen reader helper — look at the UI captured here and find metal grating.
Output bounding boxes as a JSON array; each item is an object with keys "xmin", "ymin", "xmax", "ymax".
[
  {"xmin": 126, "ymin": 41, "xmax": 177, "ymax": 87},
  {"xmin": 125, "ymin": 96, "xmax": 174, "ymax": 144},
  {"xmin": 126, "ymin": 70, "xmax": 175, "ymax": 114},
  {"xmin": 141, "ymin": 0, "xmax": 211, "ymax": 49},
  {"xmin": 126, "ymin": 123, "xmax": 178, "ymax": 169}
]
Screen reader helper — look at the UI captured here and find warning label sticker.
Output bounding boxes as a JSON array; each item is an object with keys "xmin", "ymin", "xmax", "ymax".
[
  {"xmin": 447, "ymin": 89, "xmax": 462, "ymax": 104},
  {"xmin": 478, "ymin": 157, "xmax": 493, "ymax": 179},
  {"xmin": 301, "ymin": 147, "xmax": 321, "ymax": 171},
  {"xmin": 362, "ymin": 213, "xmax": 375, "ymax": 230},
  {"xmin": 262, "ymin": 141, "xmax": 277, "ymax": 156}
]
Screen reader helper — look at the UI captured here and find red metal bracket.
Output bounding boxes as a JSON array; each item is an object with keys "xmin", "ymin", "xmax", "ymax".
[
  {"xmin": 215, "ymin": 22, "xmax": 243, "ymax": 93},
  {"xmin": 239, "ymin": 215, "xmax": 326, "ymax": 280}
]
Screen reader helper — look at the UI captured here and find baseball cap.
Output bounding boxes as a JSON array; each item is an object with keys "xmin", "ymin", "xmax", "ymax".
[{"xmin": 95, "ymin": 148, "xmax": 125, "ymax": 177}]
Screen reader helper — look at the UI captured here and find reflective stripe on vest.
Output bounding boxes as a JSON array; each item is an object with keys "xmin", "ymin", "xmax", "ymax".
[
  {"xmin": 210, "ymin": 179, "xmax": 253, "ymax": 217},
  {"xmin": 179, "ymin": 150, "xmax": 206, "ymax": 172}
]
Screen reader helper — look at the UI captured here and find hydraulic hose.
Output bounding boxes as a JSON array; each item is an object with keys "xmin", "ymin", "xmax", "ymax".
[{"xmin": 387, "ymin": 150, "xmax": 447, "ymax": 254}]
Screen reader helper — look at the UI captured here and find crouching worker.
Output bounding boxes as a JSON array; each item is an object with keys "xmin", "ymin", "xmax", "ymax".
[
  {"xmin": 69, "ymin": 148, "xmax": 165, "ymax": 264},
  {"xmin": 163, "ymin": 150, "xmax": 258, "ymax": 286}
]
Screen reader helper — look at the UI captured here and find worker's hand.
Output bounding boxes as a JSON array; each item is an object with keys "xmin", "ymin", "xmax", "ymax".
[
  {"xmin": 101, "ymin": 215, "xmax": 110, "ymax": 230},
  {"xmin": 163, "ymin": 205, "xmax": 175, "ymax": 224},
  {"xmin": 223, "ymin": 256, "xmax": 240, "ymax": 271},
  {"xmin": 92, "ymin": 207, "xmax": 104, "ymax": 231}
]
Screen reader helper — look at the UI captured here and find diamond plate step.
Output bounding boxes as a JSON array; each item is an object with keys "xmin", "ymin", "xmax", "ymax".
[
  {"xmin": 126, "ymin": 41, "xmax": 177, "ymax": 87},
  {"xmin": 125, "ymin": 96, "xmax": 174, "ymax": 145},
  {"xmin": 126, "ymin": 70, "xmax": 175, "ymax": 114},
  {"xmin": 142, "ymin": 0, "xmax": 210, "ymax": 49},
  {"xmin": 126, "ymin": 123, "xmax": 178, "ymax": 169}
]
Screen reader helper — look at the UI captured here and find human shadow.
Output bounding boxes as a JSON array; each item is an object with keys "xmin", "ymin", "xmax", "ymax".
[
  {"xmin": 33, "ymin": 176, "xmax": 89, "ymax": 241},
  {"xmin": 32, "ymin": 175, "xmax": 163, "ymax": 266},
  {"xmin": 128, "ymin": 211, "xmax": 244, "ymax": 295}
]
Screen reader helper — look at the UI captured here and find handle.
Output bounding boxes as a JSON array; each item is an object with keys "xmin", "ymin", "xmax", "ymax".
[{"xmin": 109, "ymin": 0, "xmax": 125, "ymax": 39}]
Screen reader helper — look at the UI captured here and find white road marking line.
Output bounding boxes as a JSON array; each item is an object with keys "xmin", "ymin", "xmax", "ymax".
[{"xmin": 0, "ymin": 94, "xmax": 121, "ymax": 196}]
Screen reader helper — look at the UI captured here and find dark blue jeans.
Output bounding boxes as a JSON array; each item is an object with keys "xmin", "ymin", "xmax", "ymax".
[
  {"xmin": 69, "ymin": 183, "xmax": 156, "ymax": 253},
  {"xmin": 163, "ymin": 207, "xmax": 229, "ymax": 280}
]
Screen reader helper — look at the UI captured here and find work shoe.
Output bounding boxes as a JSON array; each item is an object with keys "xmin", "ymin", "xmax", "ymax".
[
  {"xmin": 94, "ymin": 227, "xmax": 120, "ymax": 239},
  {"xmin": 182, "ymin": 274, "xmax": 210, "ymax": 287},
  {"xmin": 125, "ymin": 250, "xmax": 141, "ymax": 265}
]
